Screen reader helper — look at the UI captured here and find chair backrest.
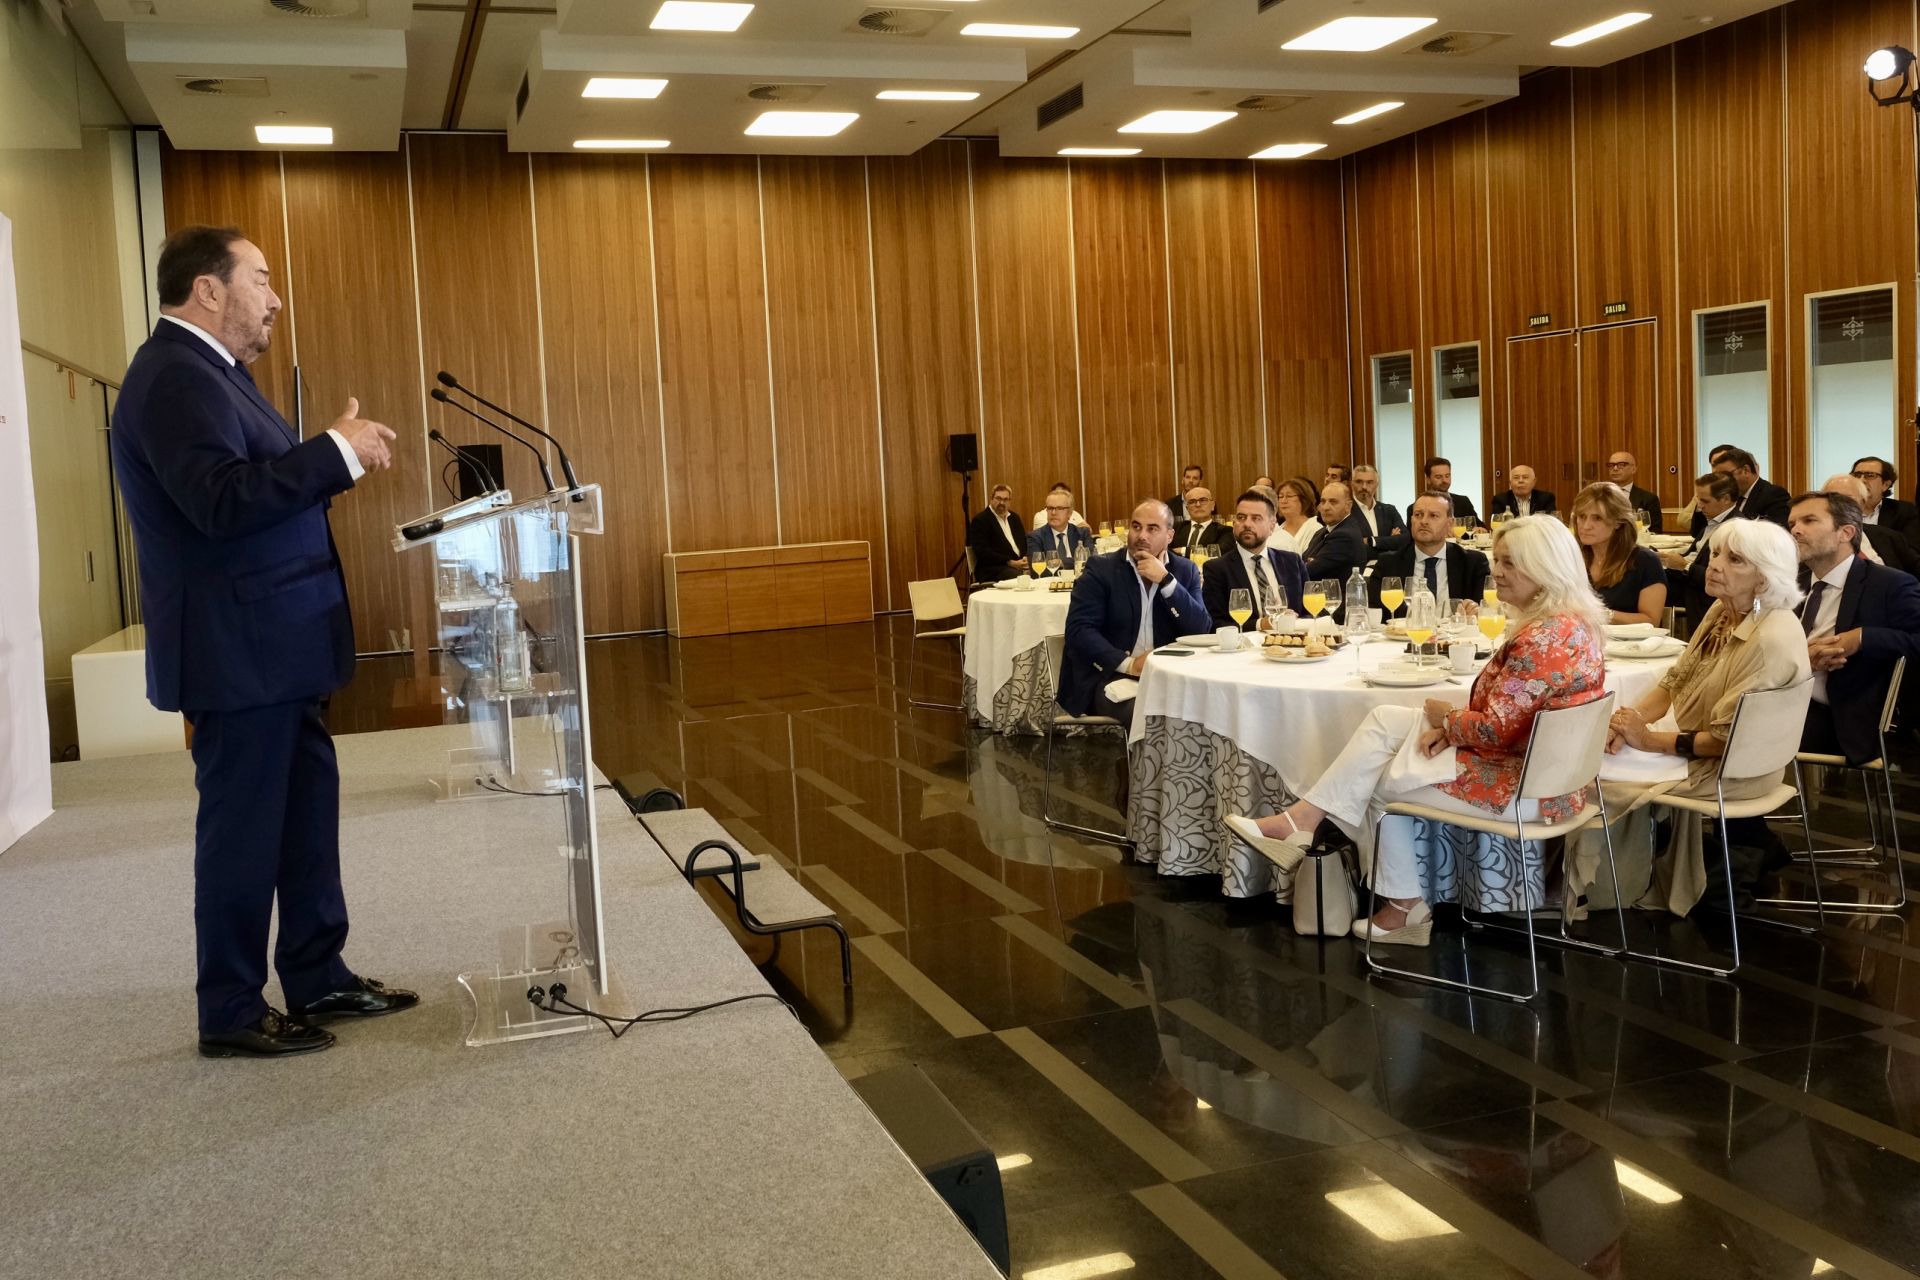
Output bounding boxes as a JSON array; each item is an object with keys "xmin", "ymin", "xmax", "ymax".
[
  {"xmin": 1516, "ymin": 692, "xmax": 1615, "ymax": 801},
  {"xmin": 965, "ymin": 546, "xmax": 978, "ymax": 577},
  {"xmin": 1720, "ymin": 679, "xmax": 1816, "ymax": 781},
  {"xmin": 907, "ymin": 577, "xmax": 964, "ymax": 625},
  {"xmin": 1880, "ymin": 656, "xmax": 1908, "ymax": 735}
]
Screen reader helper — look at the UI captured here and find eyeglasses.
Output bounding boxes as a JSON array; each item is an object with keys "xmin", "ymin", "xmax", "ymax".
[
  {"xmin": 1045, "ymin": 505, "xmax": 1071, "ymax": 514},
  {"xmin": 1851, "ymin": 470, "xmax": 1887, "ymax": 481},
  {"xmin": 1607, "ymin": 460, "xmax": 1632, "ymax": 468}
]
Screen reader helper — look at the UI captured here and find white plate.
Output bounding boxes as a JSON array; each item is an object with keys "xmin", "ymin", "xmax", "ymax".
[
  {"xmin": 1260, "ymin": 647, "xmax": 1333, "ymax": 664},
  {"xmin": 1175, "ymin": 634, "xmax": 1221, "ymax": 648},
  {"xmin": 1361, "ymin": 663, "xmax": 1454, "ymax": 688},
  {"xmin": 1606, "ymin": 640, "xmax": 1686, "ymax": 660},
  {"xmin": 1603, "ymin": 623, "xmax": 1669, "ymax": 640}
]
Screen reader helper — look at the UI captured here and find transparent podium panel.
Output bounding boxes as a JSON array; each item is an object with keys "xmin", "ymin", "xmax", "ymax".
[{"xmin": 396, "ymin": 486, "xmax": 610, "ymax": 1046}]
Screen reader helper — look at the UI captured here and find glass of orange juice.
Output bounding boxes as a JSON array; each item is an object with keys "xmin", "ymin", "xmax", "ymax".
[{"xmin": 1477, "ymin": 602, "xmax": 1506, "ymax": 645}]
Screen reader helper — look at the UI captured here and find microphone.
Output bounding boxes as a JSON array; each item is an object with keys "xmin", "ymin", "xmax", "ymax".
[
  {"xmin": 436, "ymin": 370, "xmax": 580, "ymax": 491},
  {"xmin": 430, "ymin": 388, "xmax": 555, "ymax": 492},
  {"xmin": 428, "ymin": 428, "xmax": 497, "ymax": 497}
]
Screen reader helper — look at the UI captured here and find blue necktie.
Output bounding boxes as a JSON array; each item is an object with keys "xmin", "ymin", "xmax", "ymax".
[{"xmin": 1424, "ymin": 554, "xmax": 1439, "ymax": 597}]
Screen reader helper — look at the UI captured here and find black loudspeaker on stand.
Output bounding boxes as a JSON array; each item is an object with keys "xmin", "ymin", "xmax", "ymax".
[{"xmin": 946, "ymin": 432, "xmax": 978, "ymax": 580}]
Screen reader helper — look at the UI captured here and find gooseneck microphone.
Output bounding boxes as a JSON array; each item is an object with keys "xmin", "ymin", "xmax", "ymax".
[
  {"xmin": 428, "ymin": 428, "xmax": 497, "ymax": 497},
  {"xmin": 429, "ymin": 388, "xmax": 555, "ymax": 492},
  {"xmin": 435, "ymin": 370, "xmax": 580, "ymax": 491}
]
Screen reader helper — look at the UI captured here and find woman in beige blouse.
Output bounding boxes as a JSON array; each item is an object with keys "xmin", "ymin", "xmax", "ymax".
[{"xmin": 1568, "ymin": 517, "xmax": 1810, "ymax": 914}]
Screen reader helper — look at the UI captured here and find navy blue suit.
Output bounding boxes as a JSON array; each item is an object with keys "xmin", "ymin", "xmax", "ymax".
[
  {"xmin": 1027, "ymin": 521, "xmax": 1094, "ymax": 566},
  {"xmin": 1059, "ymin": 550, "xmax": 1206, "ymax": 718},
  {"xmin": 1202, "ymin": 545, "xmax": 1305, "ymax": 629},
  {"xmin": 1801, "ymin": 558, "xmax": 1920, "ymax": 765},
  {"xmin": 1360, "ymin": 501, "xmax": 1408, "ymax": 557},
  {"xmin": 111, "ymin": 321, "xmax": 359, "ymax": 1033}
]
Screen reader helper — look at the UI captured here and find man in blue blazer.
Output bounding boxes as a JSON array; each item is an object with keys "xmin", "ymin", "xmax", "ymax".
[
  {"xmin": 1028, "ymin": 487, "xmax": 1095, "ymax": 569},
  {"xmin": 1303, "ymin": 481, "xmax": 1372, "ymax": 590},
  {"xmin": 1203, "ymin": 489, "xmax": 1306, "ymax": 628},
  {"xmin": 1059, "ymin": 500, "xmax": 1207, "ymax": 726},
  {"xmin": 111, "ymin": 226, "xmax": 416, "ymax": 1058}
]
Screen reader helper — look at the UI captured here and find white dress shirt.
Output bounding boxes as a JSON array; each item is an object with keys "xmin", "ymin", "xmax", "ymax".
[
  {"xmin": 1511, "ymin": 496, "xmax": 1532, "ymax": 517},
  {"xmin": 1803, "ymin": 556, "xmax": 1853, "ymax": 705},
  {"xmin": 1690, "ymin": 508, "xmax": 1733, "ymax": 564},
  {"xmin": 159, "ymin": 315, "xmax": 364, "ymax": 482},
  {"xmin": 1267, "ymin": 518, "xmax": 1321, "ymax": 557},
  {"xmin": 1356, "ymin": 502, "xmax": 1380, "ymax": 538},
  {"xmin": 1032, "ymin": 508, "xmax": 1089, "ymax": 532},
  {"xmin": 1132, "ymin": 560, "xmax": 1177, "ymax": 657},
  {"xmin": 1238, "ymin": 544, "xmax": 1279, "ymax": 615},
  {"xmin": 1862, "ymin": 504, "xmax": 1881, "ymax": 526},
  {"xmin": 990, "ymin": 509, "xmax": 1021, "ymax": 554},
  {"xmin": 1412, "ymin": 545, "xmax": 1449, "ymax": 607}
]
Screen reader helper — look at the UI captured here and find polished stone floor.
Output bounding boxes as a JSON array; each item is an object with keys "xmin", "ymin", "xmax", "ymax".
[{"xmin": 336, "ymin": 620, "xmax": 1920, "ymax": 1280}]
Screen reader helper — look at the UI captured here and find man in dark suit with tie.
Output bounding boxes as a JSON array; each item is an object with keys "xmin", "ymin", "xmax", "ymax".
[
  {"xmin": 1172, "ymin": 486, "xmax": 1232, "ymax": 559},
  {"xmin": 1851, "ymin": 455, "xmax": 1920, "ymax": 542},
  {"xmin": 1027, "ymin": 487, "xmax": 1094, "ymax": 569},
  {"xmin": 1661, "ymin": 472, "xmax": 1742, "ymax": 630},
  {"xmin": 1165, "ymin": 463, "xmax": 1204, "ymax": 515},
  {"xmin": 1059, "ymin": 500, "xmax": 1207, "ymax": 727},
  {"xmin": 967, "ymin": 483, "xmax": 1028, "ymax": 582},
  {"xmin": 111, "ymin": 226, "xmax": 418, "ymax": 1058},
  {"xmin": 1489, "ymin": 464, "xmax": 1556, "ymax": 521},
  {"xmin": 1713, "ymin": 447, "xmax": 1790, "ymax": 525},
  {"xmin": 1368, "ymin": 493, "xmax": 1489, "ymax": 612},
  {"xmin": 1203, "ymin": 490, "xmax": 1306, "ymax": 628},
  {"xmin": 1303, "ymin": 481, "xmax": 1372, "ymax": 586},
  {"xmin": 1422, "ymin": 456, "xmax": 1481, "ymax": 528},
  {"xmin": 1606, "ymin": 451, "xmax": 1665, "ymax": 533}
]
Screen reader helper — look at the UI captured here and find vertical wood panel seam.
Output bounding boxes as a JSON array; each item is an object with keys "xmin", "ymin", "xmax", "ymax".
[
  {"xmin": 755, "ymin": 155, "xmax": 782, "ymax": 542},
  {"xmin": 276, "ymin": 151, "xmax": 299, "ymax": 381},
  {"xmin": 1480, "ymin": 115, "xmax": 1497, "ymax": 472},
  {"xmin": 525, "ymin": 154, "xmax": 554, "ymax": 471},
  {"xmin": 1340, "ymin": 162, "xmax": 1354, "ymax": 462},
  {"xmin": 1412, "ymin": 142, "xmax": 1428, "ymax": 458},
  {"xmin": 1161, "ymin": 159, "xmax": 1180, "ymax": 476},
  {"xmin": 965, "ymin": 142, "xmax": 991, "ymax": 487},
  {"xmin": 402, "ymin": 134, "xmax": 433, "ymax": 511},
  {"xmin": 1670, "ymin": 44, "xmax": 1683, "ymax": 490},
  {"xmin": 643, "ymin": 156, "xmax": 674, "ymax": 555},
  {"xmin": 1250, "ymin": 164, "xmax": 1268, "ymax": 474},
  {"xmin": 1780, "ymin": 12, "xmax": 1792, "ymax": 479},
  {"xmin": 1065, "ymin": 160, "xmax": 1088, "ymax": 506},
  {"xmin": 861, "ymin": 156, "xmax": 894, "ymax": 612},
  {"xmin": 1345, "ymin": 161, "xmax": 1363, "ymax": 468}
]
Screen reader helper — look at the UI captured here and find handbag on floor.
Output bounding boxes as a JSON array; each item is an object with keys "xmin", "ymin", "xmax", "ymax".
[{"xmin": 1293, "ymin": 844, "xmax": 1357, "ymax": 937}]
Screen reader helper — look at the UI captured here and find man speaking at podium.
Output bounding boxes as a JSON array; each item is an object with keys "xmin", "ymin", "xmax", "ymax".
[{"xmin": 112, "ymin": 226, "xmax": 418, "ymax": 1058}]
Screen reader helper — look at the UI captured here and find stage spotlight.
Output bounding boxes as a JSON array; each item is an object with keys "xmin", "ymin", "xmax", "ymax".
[{"xmin": 1865, "ymin": 45, "xmax": 1916, "ymax": 106}]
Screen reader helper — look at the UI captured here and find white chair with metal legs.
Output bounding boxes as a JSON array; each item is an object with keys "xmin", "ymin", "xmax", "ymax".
[
  {"xmin": 1758, "ymin": 658, "xmax": 1907, "ymax": 915},
  {"xmin": 1363, "ymin": 693, "xmax": 1623, "ymax": 1004},
  {"xmin": 905, "ymin": 577, "xmax": 967, "ymax": 712},
  {"xmin": 1038, "ymin": 647, "xmax": 1130, "ymax": 846},
  {"xmin": 1625, "ymin": 679, "xmax": 1819, "ymax": 978}
]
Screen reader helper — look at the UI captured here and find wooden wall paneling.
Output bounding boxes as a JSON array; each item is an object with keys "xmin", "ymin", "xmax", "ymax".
[
  {"xmin": 1416, "ymin": 116, "xmax": 1491, "ymax": 495},
  {"xmin": 281, "ymin": 152, "xmax": 430, "ymax": 654},
  {"xmin": 1165, "ymin": 159, "xmax": 1265, "ymax": 494},
  {"xmin": 1673, "ymin": 10, "xmax": 1785, "ymax": 503},
  {"xmin": 1506, "ymin": 333, "xmax": 1578, "ymax": 495},
  {"xmin": 157, "ymin": 142, "xmax": 298, "ymax": 417},
  {"xmin": 759, "ymin": 156, "xmax": 887, "ymax": 608},
  {"xmin": 1783, "ymin": 0, "xmax": 1918, "ymax": 492},
  {"xmin": 405, "ymin": 135, "xmax": 547, "ymax": 502},
  {"xmin": 1343, "ymin": 138, "xmax": 1426, "ymax": 483},
  {"xmin": 1578, "ymin": 321, "xmax": 1660, "ymax": 492},
  {"xmin": 648, "ymin": 154, "xmax": 778, "ymax": 554},
  {"xmin": 530, "ymin": 153, "xmax": 670, "ymax": 634},
  {"xmin": 868, "ymin": 143, "xmax": 979, "ymax": 607},
  {"xmin": 968, "ymin": 143, "xmax": 1081, "ymax": 516},
  {"xmin": 1254, "ymin": 162, "xmax": 1351, "ymax": 482},
  {"xmin": 1068, "ymin": 160, "xmax": 1173, "ymax": 519}
]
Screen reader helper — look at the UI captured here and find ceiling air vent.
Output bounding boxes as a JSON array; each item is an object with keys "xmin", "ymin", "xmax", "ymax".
[
  {"xmin": 266, "ymin": 0, "xmax": 367, "ymax": 15},
  {"xmin": 1413, "ymin": 31, "xmax": 1511, "ymax": 56},
  {"xmin": 1235, "ymin": 94, "xmax": 1307, "ymax": 112},
  {"xmin": 177, "ymin": 76, "xmax": 270, "ymax": 97},
  {"xmin": 852, "ymin": 7, "xmax": 947, "ymax": 36},
  {"xmin": 747, "ymin": 83, "xmax": 825, "ymax": 103},
  {"xmin": 1036, "ymin": 82, "xmax": 1083, "ymax": 130}
]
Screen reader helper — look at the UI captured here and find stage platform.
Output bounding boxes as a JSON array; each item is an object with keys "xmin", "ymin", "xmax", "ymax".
[{"xmin": 0, "ymin": 726, "xmax": 998, "ymax": 1279}]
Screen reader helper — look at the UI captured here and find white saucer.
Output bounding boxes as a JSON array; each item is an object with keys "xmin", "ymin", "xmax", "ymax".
[{"xmin": 1361, "ymin": 662, "xmax": 1454, "ymax": 688}]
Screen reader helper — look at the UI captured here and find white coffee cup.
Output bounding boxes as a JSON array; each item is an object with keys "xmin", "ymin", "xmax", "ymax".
[
  {"xmin": 1448, "ymin": 641, "xmax": 1476, "ymax": 674},
  {"xmin": 1215, "ymin": 624, "xmax": 1241, "ymax": 652}
]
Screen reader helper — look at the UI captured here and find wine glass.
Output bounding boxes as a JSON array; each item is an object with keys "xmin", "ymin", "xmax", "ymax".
[
  {"xmin": 1477, "ymin": 600, "xmax": 1507, "ymax": 647},
  {"xmin": 1482, "ymin": 585, "xmax": 1499, "ymax": 608},
  {"xmin": 1405, "ymin": 591, "xmax": 1438, "ymax": 669},
  {"xmin": 1228, "ymin": 588, "xmax": 1253, "ymax": 634},
  {"xmin": 1450, "ymin": 519, "xmax": 1468, "ymax": 542},
  {"xmin": 1378, "ymin": 576, "xmax": 1406, "ymax": 623},
  {"xmin": 1302, "ymin": 579, "xmax": 1329, "ymax": 620},
  {"xmin": 1046, "ymin": 548, "xmax": 1063, "ymax": 577}
]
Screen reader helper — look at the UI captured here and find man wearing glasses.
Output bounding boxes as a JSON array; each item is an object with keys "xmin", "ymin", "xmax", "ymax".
[
  {"xmin": 1606, "ymin": 451, "xmax": 1665, "ymax": 533},
  {"xmin": 1026, "ymin": 488, "xmax": 1093, "ymax": 569},
  {"xmin": 1851, "ymin": 456, "xmax": 1920, "ymax": 541},
  {"xmin": 1172, "ymin": 487, "xmax": 1232, "ymax": 558}
]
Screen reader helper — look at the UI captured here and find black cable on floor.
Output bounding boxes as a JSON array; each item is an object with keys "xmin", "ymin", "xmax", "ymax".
[{"xmin": 529, "ymin": 985, "xmax": 796, "ymax": 1039}]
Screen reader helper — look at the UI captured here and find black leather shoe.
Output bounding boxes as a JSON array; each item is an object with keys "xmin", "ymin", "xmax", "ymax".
[
  {"xmin": 199, "ymin": 1008, "xmax": 335, "ymax": 1059},
  {"xmin": 291, "ymin": 976, "xmax": 420, "ymax": 1021}
]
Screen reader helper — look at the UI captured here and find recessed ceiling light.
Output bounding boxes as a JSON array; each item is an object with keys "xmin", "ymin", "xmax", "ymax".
[
  {"xmin": 961, "ymin": 22, "xmax": 1078, "ymax": 39},
  {"xmin": 745, "ymin": 110, "xmax": 858, "ymax": 137},
  {"xmin": 573, "ymin": 138, "xmax": 671, "ymax": 149},
  {"xmin": 650, "ymin": 1, "xmax": 751, "ymax": 32},
  {"xmin": 1551, "ymin": 12, "xmax": 1652, "ymax": 46},
  {"xmin": 1118, "ymin": 109, "xmax": 1236, "ymax": 134},
  {"xmin": 255, "ymin": 125, "xmax": 332, "ymax": 145},
  {"xmin": 876, "ymin": 89, "xmax": 981, "ymax": 102},
  {"xmin": 1058, "ymin": 147, "xmax": 1142, "ymax": 156},
  {"xmin": 1334, "ymin": 101, "xmax": 1402, "ymax": 125},
  {"xmin": 1283, "ymin": 16, "xmax": 1438, "ymax": 52},
  {"xmin": 582, "ymin": 77, "xmax": 668, "ymax": 99},
  {"xmin": 1251, "ymin": 142, "xmax": 1326, "ymax": 159}
]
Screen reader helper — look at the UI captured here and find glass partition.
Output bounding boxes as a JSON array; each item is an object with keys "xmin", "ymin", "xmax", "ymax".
[
  {"xmin": 1695, "ymin": 303, "xmax": 1770, "ymax": 478},
  {"xmin": 1371, "ymin": 352, "xmax": 1416, "ymax": 509},
  {"xmin": 1808, "ymin": 285, "xmax": 1897, "ymax": 486},
  {"xmin": 1433, "ymin": 344, "xmax": 1482, "ymax": 515}
]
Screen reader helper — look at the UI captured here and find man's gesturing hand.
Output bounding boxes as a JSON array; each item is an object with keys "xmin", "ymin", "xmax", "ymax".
[{"xmin": 332, "ymin": 397, "xmax": 396, "ymax": 472}]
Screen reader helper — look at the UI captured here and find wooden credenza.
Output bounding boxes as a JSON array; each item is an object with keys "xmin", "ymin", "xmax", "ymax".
[{"xmin": 663, "ymin": 541, "xmax": 873, "ymax": 637}]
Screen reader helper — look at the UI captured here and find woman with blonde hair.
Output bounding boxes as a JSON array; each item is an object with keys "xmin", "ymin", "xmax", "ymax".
[
  {"xmin": 1570, "ymin": 517, "xmax": 1809, "ymax": 914},
  {"xmin": 1265, "ymin": 477, "xmax": 1322, "ymax": 557},
  {"xmin": 1572, "ymin": 481, "xmax": 1667, "ymax": 626},
  {"xmin": 1227, "ymin": 516, "xmax": 1608, "ymax": 944}
]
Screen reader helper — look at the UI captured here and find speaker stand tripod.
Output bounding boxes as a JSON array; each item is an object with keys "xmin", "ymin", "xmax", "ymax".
[{"xmin": 945, "ymin": 469, "xmax": 974, "ymax": 580}]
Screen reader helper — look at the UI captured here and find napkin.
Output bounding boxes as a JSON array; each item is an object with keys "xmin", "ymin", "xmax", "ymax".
[
  {"xmin": 1603, "ymin": 622, "xmax": 1667, "ymax": 640},
  {"xmin": 1605, "ymin": 635, "xmax": 1686, "ymax": 659},
  {"xmin": 1101, "ymin": 678, "xmax": 1139, "ymax": 703}
]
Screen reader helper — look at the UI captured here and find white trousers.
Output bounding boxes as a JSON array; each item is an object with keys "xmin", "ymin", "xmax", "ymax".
[{"xmin": 1301, "ymin": 704, "xmax": 1538, "ymax": 899}]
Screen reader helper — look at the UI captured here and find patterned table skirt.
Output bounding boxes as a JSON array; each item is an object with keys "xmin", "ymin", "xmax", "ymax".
[{"xmin": 964, "ymin": 642, "xmax": 1056, "ymax": 736}]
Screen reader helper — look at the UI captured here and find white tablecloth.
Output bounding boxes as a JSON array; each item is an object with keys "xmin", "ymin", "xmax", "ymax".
[
  {"xmin": 961, "ymin": 586, "xmax": 1071, "ymax": 735},
  {"xmin": 1125, "ymin": 635, "xmax": 1678, "ymax": 895}
]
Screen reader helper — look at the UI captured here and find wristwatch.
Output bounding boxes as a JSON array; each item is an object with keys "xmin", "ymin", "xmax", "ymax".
[{"xmin": 1674, "ymin": 731, "xmax": 1696, "ymax": 759}]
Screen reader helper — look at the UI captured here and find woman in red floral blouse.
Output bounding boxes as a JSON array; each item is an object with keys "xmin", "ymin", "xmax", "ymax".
[{"xmin": 1227, "ymin": 516, "xmax": 1608, "ymax": 945}]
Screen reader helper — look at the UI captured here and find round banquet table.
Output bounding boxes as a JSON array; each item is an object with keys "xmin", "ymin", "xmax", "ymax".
[
  {"xmin": 962, "ymin": 585, "xmax": 1072, "ymax": 735},
  {"xmin": 1124, "ymin": 634, "xmax": 1679, "ymax": 898}
]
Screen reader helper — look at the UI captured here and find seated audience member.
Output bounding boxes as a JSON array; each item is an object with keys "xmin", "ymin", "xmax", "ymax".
[
  {"xmin": 1852, "ymin": 455, "xmax": 1920, "ymax": 540},
  {"xmin": 1028, "ymin": 488, "xmax": 1094, "ymax": 567},
  {"xmin": 1369, "ymin": 492, "xmax": 1489, "ymax": 613},
  {"xmin": 1659, "ymin": 472, "xmax": 1741, "ymax": 626},
  {"xmin": 1058, "ymin": 500, "xmax": 1207, "ymax": 728},
  {"xmin": 1607, "ymin": 451, "xmax": 1665, "ymax": 533},
  {"xmin": 1818, "ymin": 473, "xmax": 1909, "ymax": 572},
  {"xmin": 1572, "ymin": 519, "xmax": 1810, "ymax": 915},
  {"xmin": 1712, "ymin": 447, "xmax": 1791, "ymax": 525},
  {"xmin": 1225, "ymin": 517, "xmax": 1605, "ymax": 936},
  {"xmin": 1252, "ymin": 474, "xmax": 1276, "ymax": 490},
  {"xmin": 1350, "ymin": 464, "xmax": 1408, "ymax": 557},
  {"xmin": 1323, "ymin": 463, "xmax": 1351, "ymax": 490},
  {"xmin": 1030, "ymin": 481, "xmax": 1089, "ymax": 532},
  {"xmin": 1166, "ymin": 463, "xmax": 1205, "ymax": 516},
  {"xmin": 1265, "ymin": 477, "xmax": 1322, "ymax": 556},
  {"xmin": 1303, "ymin": 481, "xmax": 1372, "ymax": 586},
  {"xmin": 966, "ymin": 483, "xmax": 1028, "ymax": 582},
  {"xmin": 1572, "ymin": 482, "xmax": 1667, "ymax": 626},
  {"xmin": 1203, "ymin": 489, "xmax": 1306, "ymax": 629},
  {"xmin": 1172, "ymin": 487, "xmax": 1232, "ymax": 558},
  {"xmin": 1423, "ymin": 455, "xmax": 1482, "ymax": 529},
  {"xmin": 1490, "ymin": 464, "xmax": 1556, "ymax": 521}
]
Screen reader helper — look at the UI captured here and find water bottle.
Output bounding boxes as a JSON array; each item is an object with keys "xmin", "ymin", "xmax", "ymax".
[
  {"xmin": 1344, "ymin": 568, "xmax": 1371, "ymax": 635},
  {"xmin": 496, "ymin": 585, "xmax": 531, "ymax": 693}
]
